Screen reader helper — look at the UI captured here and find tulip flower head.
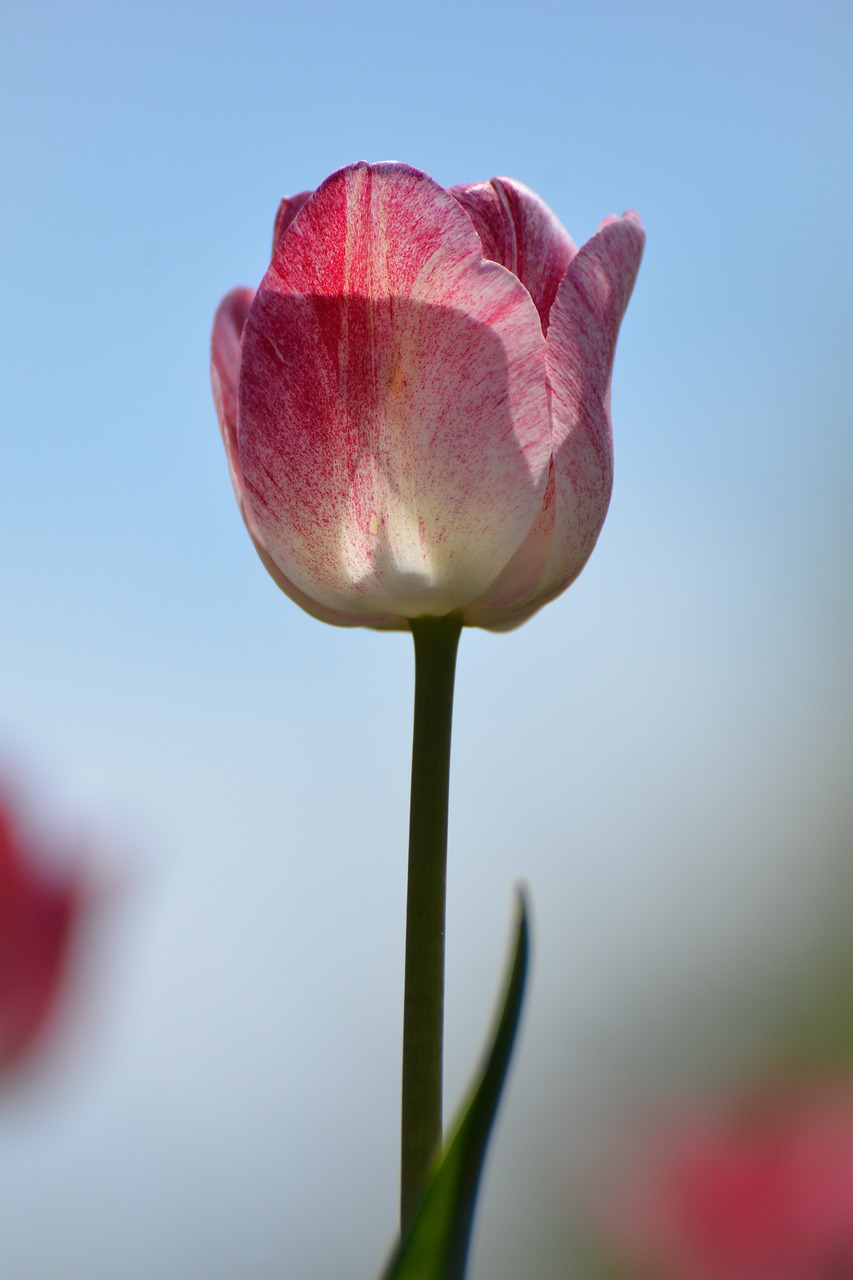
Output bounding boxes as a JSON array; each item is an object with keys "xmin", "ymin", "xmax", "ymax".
[
  {"xmin": 0, "ymin": 793, "xmax": 82, "ymax": 1069},
  {"xmin": 212, "ymin": 162, "xmax": 643, "ymax": 629},
  {"xmin": 600, "ymin": 1084, "xmax": 853, "ymax": 1280}
]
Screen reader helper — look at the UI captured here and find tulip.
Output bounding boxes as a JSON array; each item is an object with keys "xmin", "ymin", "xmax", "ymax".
[
  {"xmin": 598, "ymin": 1084, "xmax": 853, "ymax": 1280},
  {"xmin": 211, "ymin": 161, "xmax": 645, "ymax": 1237},
  {"xmin": 0, "ymin": 792, "xmax": 82, "ymax": 1069},
  {"xmin": 211, "ymin": 161, "xmax": 643, "ymax": 630}
]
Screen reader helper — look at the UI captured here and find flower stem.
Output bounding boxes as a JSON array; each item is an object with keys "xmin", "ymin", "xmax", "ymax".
[{"xmin": 401, "ymin": 612, "xmax": 463, "ymax": 1230}]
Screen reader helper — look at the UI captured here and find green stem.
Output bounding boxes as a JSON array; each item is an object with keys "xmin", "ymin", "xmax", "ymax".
[{"xmin": 400, "ymin": 613, "xmax": 463, "ymax": 1230}]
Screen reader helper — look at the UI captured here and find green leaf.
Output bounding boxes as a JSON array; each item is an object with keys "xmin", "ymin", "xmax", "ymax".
[{"xmin": 382, "ymin": 890, "xmax": 530, "ymax": 1280}]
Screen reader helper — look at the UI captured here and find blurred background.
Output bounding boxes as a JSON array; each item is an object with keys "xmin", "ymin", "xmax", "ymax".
[{"xmin": 1, "ymin": 0, "xmax": 851, "ymax": 1276}]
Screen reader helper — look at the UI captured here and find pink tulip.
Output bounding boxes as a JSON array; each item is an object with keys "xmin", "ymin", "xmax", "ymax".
[
  {"xmin": 211, "ymin": 162, "xmax": 643, "ymax": 629},
  {"xmin": 0, "ymin": 793, "xmax": 82, "ymax": 1069},
  {"xmin": 600, "ymin": 1084, "xmax": 853, "ymax": 1280}
]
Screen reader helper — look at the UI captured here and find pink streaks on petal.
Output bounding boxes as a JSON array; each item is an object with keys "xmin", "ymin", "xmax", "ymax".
[
  {"xmin": 464, "ymin": 462, "xmax": 557, "ymax": 625},
  {"xmin": 239, "ymin": 161, "xmax": 550, "ymax": 620},
  {"xmin": 534, "ymin": 212, "xmax": 645, "ymax": 604},
  {"xmin": 211, "ymin": 286, "xmax": 254, "ymax": 491},
  {"xmin": 272, "ymin": 190, "xmax": 314, "ymax": 256},
  {"xmin": 451, "ymin": 177, "xmax": 576, "ymax": 331}
]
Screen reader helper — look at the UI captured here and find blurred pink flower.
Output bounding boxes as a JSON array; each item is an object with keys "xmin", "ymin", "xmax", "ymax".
[
  {"xmin": 211, "ymin": 161, "xmax": 643, "ymax": 630},
  {"xmin": 603, "ymin": 1084, "xmax": 853, "ymax": 1280},
  {"xmin": 0, "ymin": 792, "xmax": 83, "ymax": 1069}
]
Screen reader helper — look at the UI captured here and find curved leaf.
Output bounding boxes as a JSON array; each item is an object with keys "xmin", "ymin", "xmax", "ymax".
[{"xmin": 383, "ymin": 890, "xmax": 531, "ymax": 1280}]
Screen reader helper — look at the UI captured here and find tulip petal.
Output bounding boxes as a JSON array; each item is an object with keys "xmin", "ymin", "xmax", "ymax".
[
  {"xmin": 211, "ymin": 287, "xmax": 255, "ymax": 505},
  {"xmin": 463, "ymin": 463, "xmax": 556, "ymax": 624},
  {"xmin": 239, "ymin": 162, "xmax": 551, "ymax": 621},
  {"xmin": 211, "ymin": 289, "xmax": 389, "ymax": 626},
  {"xmin": 272, "ymin": 190, "xmax": 314, "ymax": 256},
  {"xmin": 532, "ymin": 212, "xmax": 645, "ymax": 609},
  {"xmin": 466, "ymin": 214, "xmax": 644, "ymax": 630},
  {"xmin": 247, "ymin": 532, "xmax": 405, "ymax": 629},
  {"xmin": 450, "ymin": 178, "xmax": 576, "ymax": 331}
]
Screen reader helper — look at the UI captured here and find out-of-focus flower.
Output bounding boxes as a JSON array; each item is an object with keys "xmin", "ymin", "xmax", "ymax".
[
  {"xmin": 600, "ymin": 1083, "xmax": 853, "ymax": 1280},
  {"xmin": 211, "ymin": 161, "xmax": 643, "ymax": 630},
  {"xmin": 0, "ymin": 792, "xmax": 83, "ymax": 1069}
]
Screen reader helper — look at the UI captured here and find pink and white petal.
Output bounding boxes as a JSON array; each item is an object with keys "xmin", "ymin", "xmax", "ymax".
[
  {"xmin": 211, "ymin": 287, "xmax": 254, "ymax": 498},
  {"xmin": 247, "ymin": 527, "xmax": 404, "ymax": 629},
  {"xmin": 212, "ymin": 289, "xmax": 366, "ymax": 626},
  {"xmin": 450, "ymin": 178, "xmax": 577, "ymax": 331},
  {"xmin": 239, "ymin": 161, "xmax": 551, "ymax": 622},
  {"xmin": 272, "ymin": 190, "xmax": 314, "ymax": 256},
  {"xmin": 530, "ymin": 212, "xmax": 645, "ymax": 606},
  {"xmin": 463, "ymin": 462, "xmax": 556, "ymax": 625}
]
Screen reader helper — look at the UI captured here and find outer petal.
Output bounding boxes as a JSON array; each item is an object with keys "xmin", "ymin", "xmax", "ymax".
[
  {"xmin": 462, "ymin": 462, "xmax": 557, "ymax": 623},
  {"xmin": 211, "ymin": 287, "xmax": 254, "ymax": 503},
  {"xmin": 450, "ymin": 177, "xmax": 576, "ymax": 331},
  {"xmin": 468, "ymin": 213, "xmax": 644, "ymax": 630},
  {"xmin": 238, "ymin": 162, "xmax": 551, "ymax": 621},
  {"xmin": 272, "ymin": 190, "xmax": 313, "ymax": 255},
  {"xmin": 211, "ymin": 289, "xmax": 393, "ymax": 627},
  {"xmin": 537, "ymin": 212, "xmax": 645, "ymax": 603}
]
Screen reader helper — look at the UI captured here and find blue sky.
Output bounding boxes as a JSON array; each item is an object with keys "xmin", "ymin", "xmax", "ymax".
[{"xmin": 1, "ymin": 1, "xmax": 851, "ymax": 1276}]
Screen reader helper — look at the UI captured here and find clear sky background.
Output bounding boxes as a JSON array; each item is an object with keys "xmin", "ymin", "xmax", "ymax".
[{"xmin": 1, "ymin": 1, "xmax": 851, "ymax": 1276}]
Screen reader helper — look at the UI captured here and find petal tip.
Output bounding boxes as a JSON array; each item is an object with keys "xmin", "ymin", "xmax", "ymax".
[
  {"xmin": 598, "ymin": 210, "xmax": 644, "ymax": 235},
  {"xmin": 621, "ymin": 209, "xmax": 645, "ymax": 235}
]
